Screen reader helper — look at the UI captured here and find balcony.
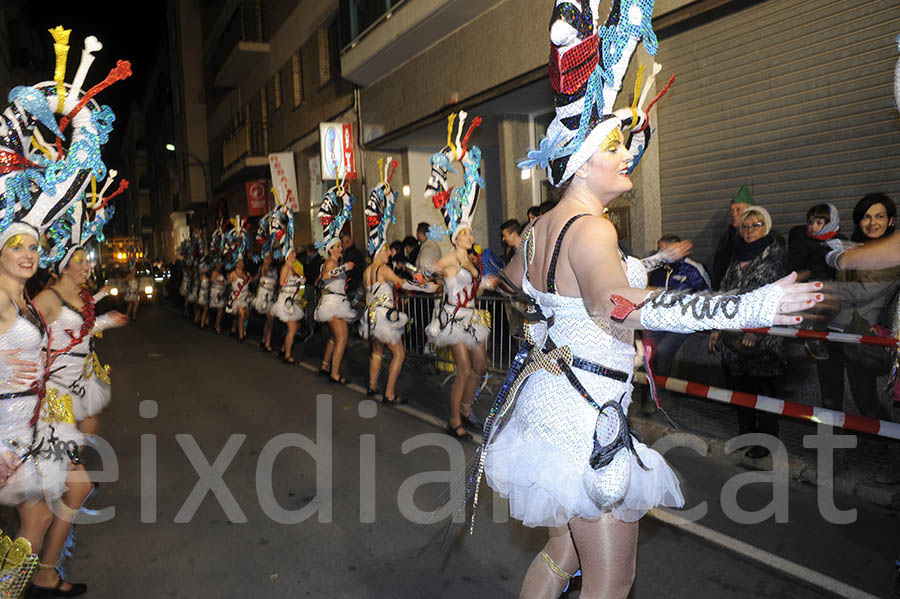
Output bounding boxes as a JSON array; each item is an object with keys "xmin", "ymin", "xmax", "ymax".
[
  {"xmin": 210, "ymin": 0, "xmax": 270, "ymax": 88},
  {"xmin": 220, "ymin": 118, "xmax": 269, "ymax": 183},
  {"xmin": 339, "ymin": 0, "xmax": 504, "ymax": 86}
]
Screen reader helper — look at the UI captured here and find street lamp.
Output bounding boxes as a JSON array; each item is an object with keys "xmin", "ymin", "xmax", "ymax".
[{"xmin": 165, "ymin": 144, "xmax": 211, "ymax": 205}]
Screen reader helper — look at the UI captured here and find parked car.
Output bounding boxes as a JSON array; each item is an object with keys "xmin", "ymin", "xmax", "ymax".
[{"xmin": 104, "ymin": 261, "xmax": 157, "ymax": 303}]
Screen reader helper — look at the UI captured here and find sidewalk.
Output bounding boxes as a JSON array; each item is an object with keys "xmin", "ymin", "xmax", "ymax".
[{"xmin": 196, "ymin": 302, "xmax": 900, "ymax": 511}]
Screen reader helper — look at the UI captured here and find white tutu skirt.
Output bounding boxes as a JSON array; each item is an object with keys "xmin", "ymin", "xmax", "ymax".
[
  {"xmin": 270, "ymin": 293, "xmax": 304, "ymax": 323},
  {"xmin": 209, "ymin": 291, "xmax": 225, "ymax": 309},
  {"xmin": 314, "ymin": 295, "xmax": 356, "ymax": 323},
  {"xmin": 179, "ymin": 279, "xmax": 190, "ymax": 297},
  {"xmin": 0, "ymin": 393, "xmax": 83, "ymax": 506},
  {"xmin": 196, "ymin": 293, "xmax": 208, "ymax": 307},
  {"xmin": 125, "ymin": 290, "xmax": 141, "ymax": 303},
  {"xmin": 425, "ymin": 306, "xmax": 490, "ymax": 349},
  {"xmin": 253, "ymin": 289, "xmax": 275, "ymax": 314},
  {"xmin": 359, "ymin": 307, "xmax": 408, "ymax": 345},
  {"xmin": 484, "ymin": 370, "xmax": 683, "ymax": 528}
]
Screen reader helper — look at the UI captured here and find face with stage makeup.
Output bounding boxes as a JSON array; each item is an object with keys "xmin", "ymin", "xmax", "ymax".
[
  {"xmin": 574, "ymin": 128, "xmax": 633, "ymax": 201},
  {"xmin": 453, "ymin": 227, "xmax": 474, "ymax": 251},
  {"xmin": 62, "ymin": 248, "xmax": 91, "ymax": 285},
  {"xmin": 0, "ymin": 234, "xmax": 39, "ymax": 281}
]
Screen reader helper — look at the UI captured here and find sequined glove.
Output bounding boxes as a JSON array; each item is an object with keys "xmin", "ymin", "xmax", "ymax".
[
  {"xmin": 327, "ymin": 264, "xmax": 349, "ymax": 278},
  {"xmin": 400, "ymin": 281, "xmax": 438, "ymax": 294},
  {"xmin": 638, "ymin": 283, "xmax": 786, "ymax": 334},
  {"xmin": 640, "ymin": 250, "xmax": 676, "ymax": 272},
  {"xmin": 93, "ymin": 290, "xmax": 108, "ymax": 302}
]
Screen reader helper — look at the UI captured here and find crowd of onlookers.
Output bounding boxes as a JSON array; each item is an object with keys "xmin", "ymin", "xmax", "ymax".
[{"xmin": 488, "ymin": 187, "xmax": 900, "ymax": 477}]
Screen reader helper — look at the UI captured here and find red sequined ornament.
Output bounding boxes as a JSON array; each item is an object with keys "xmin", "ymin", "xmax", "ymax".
[
  {"xmin": 432, "ymin": 189, "xmax": 452, "ymax": 210},
  {"xmin": 548, "ymin": 34, "xmax": 598, "ymax": 95}
]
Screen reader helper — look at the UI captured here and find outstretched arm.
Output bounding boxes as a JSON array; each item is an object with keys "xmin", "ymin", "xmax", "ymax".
[
  {"xmin": 829, "ymin": 233, "xmax": 900, "ymax": 271},
  {"xmin": 569, "ymin": 216, "xmax": 823, "ymax": 331}
]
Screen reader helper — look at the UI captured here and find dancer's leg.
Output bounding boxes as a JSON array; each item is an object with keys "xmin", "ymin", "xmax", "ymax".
[
  {"xmin": 16, "ymin": 500, "xmax": 53, "ymax": 554},
  {"xmin": 284, "ymin": 321, "xmax": 298, "ymax": 359},
  {"xmin": 263, "ymin": 314, "xmax": 274, "ymax": 348},
  {"xmin": 32, "ymin": 464, "xmax": 92, "ymax": 589},
  {"xmin": 322, "ymin": 337, "xmax": 335, "ymax": 369},
  {"xmin": 461, "ymin": 343, "xmax": 487, "ymax": 418},
  {"xmin": 369, "ymin": 340, "xmax": 383, "ymax": 391},
  {"xmin": 385, "ymin": 341, "xmax": 405, "ymax": 400},
  {"xmin": 330, "ymin": 319, "xmax": 349, "ymax": 380},
  {"xmin": 568, "ymin": 515, "xmax": 638, "ymax": 599},
  {"xmin": 448, "ymin": 343, "xmax": 472, "ymax": 428},
  {"xmin": 519, "ymin": 524, "xmax": 580, "ymax": 599}
]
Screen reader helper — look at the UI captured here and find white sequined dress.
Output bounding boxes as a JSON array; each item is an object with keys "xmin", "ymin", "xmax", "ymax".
[
  {"xmin": 484, "ymin": 241, "xmax": 683, "ymax": 527},
  {"xmin": 125, "ymin": 279, "xmax": 140, "ymax": 304},
  {"xmin": 253, "ymin": 270, "xmax": 277, "ymax": 314},
  {"xmin": 226, "ymin": 274, "xmax": 250, "ymax": 313},
  {"xmin": 209, "ymin": 275, "xmax": 226, "ymax": 309},
  {"xmin": 46, "ymin": 296, "xmax": 111, "ymax": 422},
  {"xmin": 314, "ymin": 273, "xmax": 356, "ymax": 323},
  {"xmin": 359, "ymin": 273, "xmax": 407, "ymax": 345},
  {"xmin": 425, "ymin": 267, "xmax": 490, "ymax": 349},
  {"xmin": 196, "ymin": 276, "xmax": 210, "ymax": 307},
  {"xmin": 0, "ymin": 304, "xmax": 82, "ymax": 506},
  {"xmin": 270, "ymin": 273, "xmax": 305, "ymax": 323}
]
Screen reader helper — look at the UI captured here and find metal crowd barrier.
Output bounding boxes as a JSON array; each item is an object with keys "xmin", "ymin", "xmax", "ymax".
[{"xmin": 395, "ymin": 290, "xmax": 519, "ymax": 375}]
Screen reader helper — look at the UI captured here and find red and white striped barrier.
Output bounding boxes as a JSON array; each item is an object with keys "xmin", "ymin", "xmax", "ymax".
[
  {"xmin": 633, "ymin": 372, "xmax": 900, "ymax": 441},
  {"xmin": 741, "ymin": 326, "xmax": 899, "ymax": 348}
]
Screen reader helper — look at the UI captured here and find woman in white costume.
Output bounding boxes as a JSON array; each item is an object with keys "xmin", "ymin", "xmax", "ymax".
[
  {"xmin": 314, "ymin": 182, "xmax": 357, "ymax": 383},
  {"xmin": 35, "ymin": 200, "xmax": 127, "ymax": 439},
  {"xmin": 0, "ymin": 31, "xmax": 130, "ymax": 593},
  {"xmin": 195, "ymin": 261, "xmax": 211, "ymax": 328},
  {"xmin": 474, "ymin": 3, "xmax": 824, "ymax": 597},
  {"xmin": 222, "ymin": 217, "xmax": 251, "ymax": 341},
  {"xmin": 361, "ymin": 158, "xmax": 437, "ymax": 402},
  {"xmin": 272, "ymin": 250, "xmax": 305, "ymax": 364},
  {"xmin": 209, "ymin": 262, "xmax": 227, "ymax": 334},
  {"xmin": 422, "ymin": 112, "xmax": 491, "ymax": 439},
  {"xmin": 253, "ymin": 253, "xmax": 278, "ymax": 351}
]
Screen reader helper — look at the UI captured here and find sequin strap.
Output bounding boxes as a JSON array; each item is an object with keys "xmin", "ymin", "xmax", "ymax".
[{"xmin": 546, "ymin": 214, "xmax": 589, "ymax": 294}]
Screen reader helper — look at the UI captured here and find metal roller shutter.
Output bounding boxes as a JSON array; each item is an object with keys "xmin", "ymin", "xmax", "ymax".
[{"xmin": 657, "ymin": 0, "xmax": 900, "ymax": 264}]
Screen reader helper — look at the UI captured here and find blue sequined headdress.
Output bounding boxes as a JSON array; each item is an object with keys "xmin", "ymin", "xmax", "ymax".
[
  {"xmin": 255, "ymin": 200, "xmax": 295, "ymax": 262},
  {"xmin": 424, "ymin": 111, "xmax": 484, "ymax": 243},
  {"xmin": 52, "ymin": 170, "xmax": 124, "ymax": 272},
  {"xmin": 365, "ymin": 157, "xmax": 399, "ymax": 257},
  {"xmin": 0, "ymin": 28, "xmax": 131, "ymax": 250},
  {"xmin": 518, "ymin": 0, "xmax": 669, "ymax": 186},
  {"xmin": 222, "ymin": 216, "xmax": 250, "ymax": 270},
  {"xmin": 316, "ymin": 179, "xmax": 355, "ymax": 252}
]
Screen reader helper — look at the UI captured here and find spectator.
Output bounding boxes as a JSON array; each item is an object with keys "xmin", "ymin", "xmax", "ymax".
[
  {"xmin": 645, "ymin": 234, "xmax": 710, "ymax": 376},
  {"xmin": 305, "ymin": 243, "xmax": 323, "ymax": 287},
  {"xmin": 824, "ymin": 193, "xmax": 900, "ymax": 483},
  {"xmin": 388, "ymin": 240, "xmax": 412, "ymax": 279},
  {"xmin": 526, "ymin": 205, "xmax": 540, "ymax": 224},
  {"xmin": 415, "ymin": 222, "xmax": 442, "ymax": 272},
  {"xmin": 787, "ymin": 203, "xmax": 843, "ymax": 360},
  {"xmin": 710, "ymin": 183, "xmax": 753, "ymax": 290},
  {"xmin": 709, "ymin": 206, "xmax": 786, "ymax": 460},
  {"xmin": 340, "ymin": 228, "xmax": 365, "ymax": 297},
  {"xmin": 499, "ymin": 219, "xmax": 523, "ymax": 264},
  {"xmin": 401, "ymin": 236, "xmax": 418, "ymax": 266}
]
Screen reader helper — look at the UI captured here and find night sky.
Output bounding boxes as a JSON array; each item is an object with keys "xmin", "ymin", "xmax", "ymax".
[{"xmin": 20, "ymin": 1, "xmax": 168, "ymax": 155}]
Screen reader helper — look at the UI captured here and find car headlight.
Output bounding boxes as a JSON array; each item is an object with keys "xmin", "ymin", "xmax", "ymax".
[
  {"xmin": 144, "ymin": 285, "xmax": 153, "ymax": 294},
  {"xmin": 110, "ymin": 287, "xmax": 119, "ymax": 296}
]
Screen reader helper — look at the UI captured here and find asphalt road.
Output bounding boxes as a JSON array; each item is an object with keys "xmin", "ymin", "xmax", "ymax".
[{"xmin": 44, "ymin": 304, "xmax": 900, "ymax": 598}]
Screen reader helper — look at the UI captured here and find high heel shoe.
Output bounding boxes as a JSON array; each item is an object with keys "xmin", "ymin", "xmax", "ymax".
[
  {"xmin": 366, "ymin": 388, "xmax": 378, "ymax": 397},
  {"xmin": 444, "ymin": 424, "xmax": 471, "ymax": 440},
  {"xmin": 383, "ymin": 395, "xmax": 407, "ymax": 405},
  {"xmin": 461, "ymin": 413, "xmax": 478, "ymax": 429}
]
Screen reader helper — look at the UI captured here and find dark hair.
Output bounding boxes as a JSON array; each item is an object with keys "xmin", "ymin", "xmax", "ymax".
[
  {"xmin": 340, "ymin": 226, "xmax": 352, "ymax": 240},
  {"xmin": 389, "ymin": 240, "xmax": 404, "ymax": 255},
  {"xmin": 539, "ymin": 200, "xmax": 558, "ymax": 215},
  {"xmin": 806, "ymin": 204, "xmax": 832, "ymax": 223},
  {"xmin": 657, "ymin": 234, "xmax": 681, "ymax": 244},
  {"xmin": 402, "ymin": 235, "xmax": 418, "ymax": 250},
  {"xmin": 527, "ymin": 206, "xmax": 540, "ymax": 219},
  {"xmin": 852, "ymin": 193, "xmax": 896, "ymax": 241},
  {"xmin": 500, "ymin": 219, "xmax": 522, "ymax": 235},
  {"xmin": 416, "ymin": 222, "xmax": 430, "ymax": 236}
]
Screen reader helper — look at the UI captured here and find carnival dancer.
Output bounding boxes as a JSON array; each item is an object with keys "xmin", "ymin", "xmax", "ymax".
[
  {"xmin": 223, "ymin": 217, "xmax": 251, "ymax": 341},
  {"xmin": 195, "ymin": 260, "xmax": 211, "ymax": 328},
  {"xmin": 257, "ymin": 200, "xmax": 302, "ymax": 360},
  {"xmin": 123, "ymin": 263, "xmax": 140, "ymax": 321},
  {"xmin": 209, "ymin": 262, "xmax": 227, "ymax": 334},
  {"xmin": 361, "ymin": 158, "xmax": 437, "ymax": 402},
  {"xmin": 0, "ymin": 27, "xmax": 132, "ymax": 594},
  {"xmin": 178, "ymin": 239, "xmax": 192, "ymax": 317},
  {"xmin": 314, "ymin": 179, "xmax": 357, "ymax": 383},
  {"xmin": 472, "ymin": 3, "xmax": 824, "ymax": 597},
  {"xmin": 422, "ymin": 111, "xmax": 491, "ymax": 438},
  {"xmin": 254, "ymin": 253, "xmax": 278, "ymax": 351},
  {"xmin": 35, "ymin": 196, "xmax": 127, "ymax": 439}
]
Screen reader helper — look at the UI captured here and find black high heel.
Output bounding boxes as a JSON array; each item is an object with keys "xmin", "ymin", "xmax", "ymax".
[
  {"xmin": 383, "ymin": 395, "xmax": 407, "ymax": 405},
  {"xmin": 444, "ymin": 424, "xmax": 471, "ymax": 440}
]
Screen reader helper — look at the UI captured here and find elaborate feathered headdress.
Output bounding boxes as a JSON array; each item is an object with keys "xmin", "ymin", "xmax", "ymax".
[
  {"xmin": 316, "ymin": 174, "xmax": 355, "ymax": 252},
  {"xmin": 0, "ymin": 28, "xmax": 131, "ymax": 248},
  {"xmin": 424, "ymin": 111, "xmax": 483, "ymax": 243},
  {"xmin": 255, "ymin": 196, "xmax": 295, "ymax": 262},
  {"xmin": 222, "ymin": 216, "xmax": 249, "ymax": 269},
  {"xmin": 50, "ymin": 169, "xmax": 125, "ymax": 271},
  {"xmin": 518, "ymin": 0, "xmax": 671, "ymax": 186},
  {"xmin": 365, "ymin": 157, "xmax": 398, "ymax": 256}
]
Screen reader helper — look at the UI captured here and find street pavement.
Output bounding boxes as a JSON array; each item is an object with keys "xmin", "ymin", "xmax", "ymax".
[{"xmin": 24, "ymin": 304, "xmax": 899, "ymax": 598}]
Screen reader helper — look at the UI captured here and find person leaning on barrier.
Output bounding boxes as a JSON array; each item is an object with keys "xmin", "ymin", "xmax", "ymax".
[
  {"xmin": 414, "ymin": 223, "xmax": 442, "ymax": 273},
  {"xmin": 500, "ymin": 219, "xmax": 523, "ymax": 265},
  {"xmin": 709, "ymin": 206, "xmax": 786, "ymax": 460}
]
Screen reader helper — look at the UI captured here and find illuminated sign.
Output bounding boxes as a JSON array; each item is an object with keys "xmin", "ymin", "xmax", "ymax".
[{"xmin": 319, "ymin": 122, "xmax": 355, "ymax": 180}]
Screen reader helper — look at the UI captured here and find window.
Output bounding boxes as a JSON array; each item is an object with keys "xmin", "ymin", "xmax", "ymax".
[
  {"xmin": 273, "ymin": 70, "xmax": 282, "ymax": 110},
  {"xmin": 291, "ymin": 53, "xmax": 304, "ymax": 108}
]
